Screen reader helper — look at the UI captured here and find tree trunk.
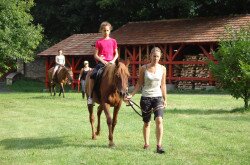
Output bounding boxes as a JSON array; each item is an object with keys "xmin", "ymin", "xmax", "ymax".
[
  {"xmin": 244, "ymin": 97, "xmax": 248, "ymax": 109},
  {"xmin": 243, "ymin": 89, "xmax": 249, "ymax": 110}
]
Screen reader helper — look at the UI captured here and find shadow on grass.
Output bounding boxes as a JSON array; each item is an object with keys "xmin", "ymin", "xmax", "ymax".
[
  {"xmin": 30, "ymin": 95, "xmax": 80, "ymax": 100},
  {"xmin": 231, "ymin": 107, "xmax": 249, "ymax": 113},
  {"xmin": 166, "ymin": 108, "xmax": 243, "ymax": 115},
  {"xmin": 0, "ymin": 136, "xmax": 138, "ymax": 151},
  {"xmin": 30, "ymin": 95, "xmax": 64, "ymax": 99},
  {"xmin": 0, "ymin": 137, "xmax": 65, "ymax": 150}
]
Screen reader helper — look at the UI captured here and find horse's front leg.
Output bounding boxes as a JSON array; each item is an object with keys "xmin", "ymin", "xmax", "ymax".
[
  {"xmin": 61, "ymin": 83, "xmax": 65, "ymax": 98},
  {"xmin": 96, "ymin": 105, "xmax": 103, "ymax": 136},
  {"xmin": 59, "ymin": 84, "xmax": 62, "ymax": 97},
  {"xmin": 50, "ymin": 84, "xmax": 52, "ymax": 96},
  {"xmin": 112, "ymin": 101, "xmax": 122, "ymax": 134},
  {"xmin": 53, "ymin": 84, "xmax": 56, "ymax": 96},
  {"xmin": 59, "ymin": 83, "xmax": 64, "ymax": 97},
  {"xmin": 102, "ymin": 102, "xmax": 114, "ymax": 147},
  {"xmin": 88, "ymin": 104, "xmax": 96, "ymax": 140}
]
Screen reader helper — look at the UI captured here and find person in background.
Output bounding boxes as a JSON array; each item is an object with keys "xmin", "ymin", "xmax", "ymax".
[
  {"xmin": 78, "ymin": 61, "xmax": 91, "ymax": 99},
  {"xmin": 87, "ymin": 21, "xmax": 118, "ymax": 105},
  {"xmin": 126, "ymin": 47, "xmax": 167, "ymax": 154},
  {"xmin": 51, "ymin": 49, "xmax": 65, "ymax": 83}
]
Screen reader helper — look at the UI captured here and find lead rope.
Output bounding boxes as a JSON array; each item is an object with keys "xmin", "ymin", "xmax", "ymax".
[{"xmin": 125, "ymin": 93, "xmax": 164, "ymax": 118}]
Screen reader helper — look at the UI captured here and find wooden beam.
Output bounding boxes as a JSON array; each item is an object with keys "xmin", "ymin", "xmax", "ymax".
[
  {"xmin": 199, "ymin": 45, "xmax": 215, "ymax": 61},
  {"xmin": 139, "ymin": 46, "xmax": 141, "ymax": 69},
  {"xmin": 168, "ymin": 77, "xmax": 213, "ymax": 81},
  {"xmin": 168, "ymin": 45, "xmax": 173, "ymax": 84},
  {"xmin": 74, "ymin": 56, "xmax": 83, "ymax": 70},
  {"xmin": 71, "ymin": 56, "xmax": 75, "ymax": 89},
  {"xmin": 172, "ymin": 44, "xmax": 184, "ymax": 60},
  {"xmin": 125, "ymin": 47, "xmax": 133, "ymax": 59},
  {"xmin": 45, "ymin": 57, "xmax": 49, "ymax": 88}
]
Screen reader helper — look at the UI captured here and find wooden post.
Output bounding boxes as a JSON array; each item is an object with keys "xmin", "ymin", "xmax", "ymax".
[
  {"xmin": 139, "ymin": 46, "xmax": 141, "ymax": 69},
  {"xmin": 168, "ymin": 45, "xmax": 173, "ymax": 84},
  {"xmin": 45, "ymin": 57, "xmax": 50, "ymax": 88},
  {"xmin": 146, "ymin": 45, "xmax": 149, "ymax": 60},
  {"xmin": 71, "ymin": 56, "xmax": 75, "ymax": 89}
]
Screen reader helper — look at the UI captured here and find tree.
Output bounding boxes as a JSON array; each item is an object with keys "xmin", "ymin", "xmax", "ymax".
[
  {"xmin": 31, "ymin": 0, "xmax": 249, "ymax": 43},
  {"xmin": 209, "ymin": 25, "xmax": 250, "ymax": 110},
  {"xmin": 0, "ymin": 0, "xmax": 43, "ymax": 76}
]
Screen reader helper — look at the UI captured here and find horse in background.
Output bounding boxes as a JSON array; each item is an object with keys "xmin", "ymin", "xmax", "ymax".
[
  {"xmin": 85, "ymin": 61, "xmax": 130, "ymax": 147},
  {"xmin": 48, "ymin": 66, "xmax": 73, "ymax": 98}
]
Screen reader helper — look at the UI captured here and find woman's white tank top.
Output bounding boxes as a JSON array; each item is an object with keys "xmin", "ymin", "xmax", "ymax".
[
  {"xmin": 56, "ymin": 55, "xmax": 65, "ymax": 65},
  {"xmin": 142, "ymin": 65, "xmax": 163, "ymax": 97}
]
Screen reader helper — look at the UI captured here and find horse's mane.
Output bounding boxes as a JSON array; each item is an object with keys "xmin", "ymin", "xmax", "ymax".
[
  {"xmin": 115, "ymin": 62, "xmax": 130, "ymax": 77},
  {"xmin": 114, "ymin": 62, "xmax": 130, "ymax": 90}
]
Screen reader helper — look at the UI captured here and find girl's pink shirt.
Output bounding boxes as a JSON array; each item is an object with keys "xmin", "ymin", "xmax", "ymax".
[{"xmin": 95, "ymin": 38, "xmax": 117, "ymax": 62}]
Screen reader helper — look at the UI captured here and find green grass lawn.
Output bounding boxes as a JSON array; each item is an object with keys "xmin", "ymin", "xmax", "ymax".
[{"xmin": 0, "ymin": 91, "xmax": 249, "ymax": 165}]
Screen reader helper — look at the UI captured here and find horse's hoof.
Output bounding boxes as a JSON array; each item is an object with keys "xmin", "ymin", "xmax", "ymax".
[
  {"xmin": 95, "ymin": 131, "xmax": 100, "ymax": 136},
  {"xmin": 92, "ymin": 135, "xmax": 97, "ymax": 140},
  {"xmin": 109, "ymin": 142, "xmax": 116, "ymax": 148}
]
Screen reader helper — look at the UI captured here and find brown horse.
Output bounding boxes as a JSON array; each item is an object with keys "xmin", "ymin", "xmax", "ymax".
[
  {"xmin": 85, "ymin": 62, "xmax": 130, "ymax": 147},
  {"xmin": 48, "ymin": 66, "xmax": 73, "ymax": 98}
]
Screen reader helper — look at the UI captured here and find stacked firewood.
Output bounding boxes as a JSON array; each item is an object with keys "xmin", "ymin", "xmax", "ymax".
[
  {"xmin": 173, "ymin": 65, "xmax": 181, "ymax": 77},
  {"xmin": 194, "ymin": 82, "xmax": 210, "ymax": 90},
  {"xmin": 196, "ymin": 54, "xmax": 209, "ymax": 78},
  {"xmin": 176, "ymin": 55, "xmax": 196, "ymax": 89},
  {"xmin": 176, "ymin": 54, "xmax": 211, "ymax": 90},
  {"xmin": 181, "ymin": 55, "xmax": 197, "ymax": 77},
  {"xmin": 177, "ymin": 81, "xmax": 193, "ymax": 90}
]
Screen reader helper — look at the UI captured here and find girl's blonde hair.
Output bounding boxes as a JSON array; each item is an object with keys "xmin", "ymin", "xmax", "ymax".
[
  {"xmin": 150, "ymin": 47, "xmax": 162, "ymax": 55},
  {"xmin": 99, "ymin": 21, "xmax": 113, "ymax": 32}
]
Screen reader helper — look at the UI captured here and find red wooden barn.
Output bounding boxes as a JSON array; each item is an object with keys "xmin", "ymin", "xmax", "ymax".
[
  {"xmin": 38, "ymin": 33, "xmax": 101, "ymax": 88},
  {"xmin": 112, "ymin": 15, "xmax": 250, "ymax": 89},
  {"xmin": 38, "ymin": 15, "xmax": 250, "ymax": 90}
]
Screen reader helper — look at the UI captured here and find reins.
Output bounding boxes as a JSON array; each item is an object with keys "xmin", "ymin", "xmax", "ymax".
[
  {"xmin": 127, "ymin": 99, "xmax": 143, "ymax": 117},
  {"xmin": 126, "ymin": 96, "xmax": 164, "ymax": 118}
]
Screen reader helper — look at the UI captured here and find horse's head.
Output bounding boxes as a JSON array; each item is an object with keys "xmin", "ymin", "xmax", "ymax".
[
  {"xmin": 114, "ymin": 62, "xmax": 130, "ymax": 99},
  {"xmin": 63, "ymin": 67, "xmax": 73, "ymax": 85},
  {"xmin": 66, "ymin": 67, "xmax": 73, "ymax": 85}
]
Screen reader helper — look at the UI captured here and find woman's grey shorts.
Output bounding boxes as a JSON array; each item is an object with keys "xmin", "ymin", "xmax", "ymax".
[{"xmin": 140, "ymin": 96, "xmax": 164, "ymax": 123}]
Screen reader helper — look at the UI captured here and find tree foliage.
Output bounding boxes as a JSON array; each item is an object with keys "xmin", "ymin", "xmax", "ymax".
[
  {"xmin": 0, "ymin": 0, "xmax": 43, "ymax": 76},
  {"xmin": 31, "ymin": 0, "xmax": 250, "ymax": 43},
  {"xmin": 209, "ymin": 25, "xmax": 250, "ymax": 109}
]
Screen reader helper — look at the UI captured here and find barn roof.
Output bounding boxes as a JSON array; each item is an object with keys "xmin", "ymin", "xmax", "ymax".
[
  {"xmin": 38, "ymin": 33, "xmax": 101, "ymax": 56},
  {"xmin": 112, "ymin": 15, "xmax": 250, "ymax": 45},
  {"xmin": 38, "ymin": 15, "xmax": 250, "ymax": 56}
]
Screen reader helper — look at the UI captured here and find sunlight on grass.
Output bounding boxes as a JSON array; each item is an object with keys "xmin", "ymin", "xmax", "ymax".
[{"xmin": 0, "ymin": 92, "xmax": 249, "ymax": 165}]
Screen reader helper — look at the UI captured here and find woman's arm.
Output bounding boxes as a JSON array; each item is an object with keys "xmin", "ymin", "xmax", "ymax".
[
  {"xmin": 130, "ymin": 66, "xmax": 145, "ymax": 97},
  {"xmin": 55, "ymin": 56, "xmax": 59, "ymax": 65},
  {"xmin": 78, "ymin": 68, "xmax": 83, "ymax": 80},
  {"xmin": 62, "ymin": 56, "xmax": 65, "ymax": 66},
  {"xmin": 161, "ymin": 65, "xmax": 167, "ymax": 107}
]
